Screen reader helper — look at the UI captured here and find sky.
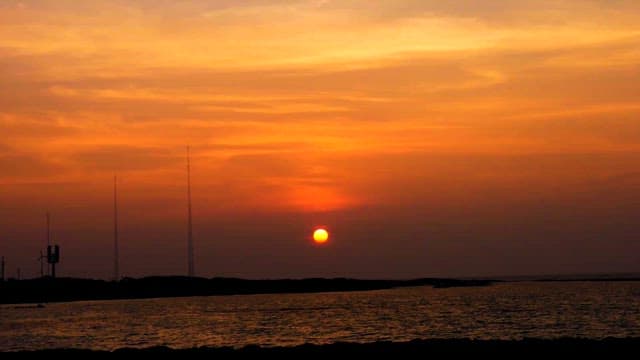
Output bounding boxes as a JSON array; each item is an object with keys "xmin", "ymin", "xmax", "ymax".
[{"xmin": 1, "ymin": 0, "xmax": 639, "ymax": 279}]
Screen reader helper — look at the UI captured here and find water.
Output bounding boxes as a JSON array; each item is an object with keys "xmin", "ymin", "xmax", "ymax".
[{"xmin": 1, "ymin": 281, "xmax": 639, "ymax": 351}]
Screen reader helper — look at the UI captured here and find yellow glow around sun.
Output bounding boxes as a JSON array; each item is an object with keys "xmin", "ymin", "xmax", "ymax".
[{"xmin": 313, "ymin": 228, "xmax": 329, "ymax": 244}]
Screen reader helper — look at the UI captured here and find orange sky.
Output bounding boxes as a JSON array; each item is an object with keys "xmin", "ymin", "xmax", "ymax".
[{"xmin": 1, "ymin": 1, "xmax": 639, "ymax": 279}]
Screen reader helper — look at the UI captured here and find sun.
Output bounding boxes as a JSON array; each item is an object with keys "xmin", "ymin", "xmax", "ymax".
[{"xmin": 313, "ymin": 228, "xmax": 329, "ymax": 244}]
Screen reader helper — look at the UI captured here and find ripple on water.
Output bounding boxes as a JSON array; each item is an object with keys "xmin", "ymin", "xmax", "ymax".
[{"xmin": 1, "ymin": 282, "xmax": 639, "ymax": 351}]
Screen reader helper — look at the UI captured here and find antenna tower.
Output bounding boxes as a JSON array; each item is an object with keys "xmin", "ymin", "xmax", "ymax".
[
  {"xmin": 114, "ymin": 175, "xmax": 119, "ymax": 280},
  {"xmin": 187, "ymin": 146, "xmax": 195, "ymax": 277}
]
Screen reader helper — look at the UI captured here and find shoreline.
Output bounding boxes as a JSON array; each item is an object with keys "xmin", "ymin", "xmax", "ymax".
[
  {"xmin": 4, "ymin": 276, "xmax": 639, "ymax": 306},
  {"xmin": 7, "ymin": 338, "xmax": 640, "ymax": 354},
  {"xmin": 0, "ymin": 277, "xmax": 493, "ymax": 305}
]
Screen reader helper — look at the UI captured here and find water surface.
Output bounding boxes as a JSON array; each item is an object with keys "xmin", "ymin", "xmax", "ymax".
[{"xmin": 1, "ymin": 281, "xmax": 639, "ymax": 351}]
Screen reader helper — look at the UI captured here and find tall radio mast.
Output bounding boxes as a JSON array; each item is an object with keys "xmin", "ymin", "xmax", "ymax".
[
  {"xmin": 187, "ymin": 146, "xmax": 195, "ymax": 277},
  {"xmin": 113, "ymin": 175, "xmax": 119, "ymax": 280}
]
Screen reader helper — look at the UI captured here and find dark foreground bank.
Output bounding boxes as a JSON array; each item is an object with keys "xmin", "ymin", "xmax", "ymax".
[
  {"xmin": 10, "ymin": 338, "xmax": 640, "ymax": 355},
  {"xmin": 0, "ymin": 276, "xmax": 493, "ymax": 304}
]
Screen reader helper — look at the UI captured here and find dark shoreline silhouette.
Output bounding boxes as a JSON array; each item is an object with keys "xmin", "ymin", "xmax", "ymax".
[
  {"xmin": 7, "ymin": 338, "xmax": 640, "ymax": 355},
  {"xmin": 0, "ymin": 276, "xmax": 493, "ymax": 305},
  {"xmin": 534, "ymin": 277, "xmax": 640, "ymax": 282}
]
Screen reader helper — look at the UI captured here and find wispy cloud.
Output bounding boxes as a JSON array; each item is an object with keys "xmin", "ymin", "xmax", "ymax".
[{"xmin": 1, "ymin": 0, "xmax": 639, "ymax": 212}]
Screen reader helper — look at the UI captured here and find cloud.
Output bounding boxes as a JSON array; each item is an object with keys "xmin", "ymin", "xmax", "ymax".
[
  {"xmin": 1, "ymin": 0, "xmax": 640, "ymax": 277},
  {"xmin": 69, "ymin": 145, "xmax": 181, "ymax": 171},
  {"xmin": 0, "ymin": 115, "xmax": 78, "ymax": 140},
  {"xmin": 0, "ymin": 152, "xmax": 65, "ymax": 178}
]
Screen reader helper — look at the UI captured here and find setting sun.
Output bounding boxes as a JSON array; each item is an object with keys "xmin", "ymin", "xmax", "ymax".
[{"xmin": 313, "ymin": 229, "xmax": 329, "ymax": 244}]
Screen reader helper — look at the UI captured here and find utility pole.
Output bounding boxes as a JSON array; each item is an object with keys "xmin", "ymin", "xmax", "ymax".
[
  {"xmin": 1, "ymin": 256, "xmax": 5, "ymax": 281},
  {"xmin": 45, "ymin": 212, "xmax": 60, "ymax": 278},
  {"xmin": 47, "ymin": 245, "xmax": 60, "ymax": 278},
  {"xmin": 114, "ymin": 175, "xmax": 119, "ymax": 281},
  {"xmin": 39, "ymin": 250, "xmax": 44, "ymax": 277},
  {"xmin": 187, "ymin": 146, "xmax": 195, "ymax": 277},
  {"xmin": 46, "ymin": 212, "xmax": 50, "ymax": 276}
]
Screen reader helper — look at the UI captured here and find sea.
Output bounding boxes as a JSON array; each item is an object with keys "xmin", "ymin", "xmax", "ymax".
[{"xmin": 1, "ymin": 281, "xmax": 639, "ymax": 351}]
